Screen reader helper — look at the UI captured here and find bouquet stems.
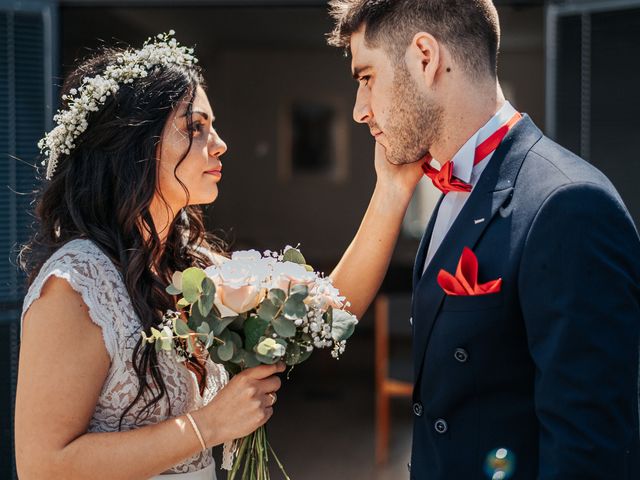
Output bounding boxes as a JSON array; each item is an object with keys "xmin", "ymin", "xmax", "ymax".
[{"xmin": 227, "ymin": 426, "xmax": 290, "ymax": 480}]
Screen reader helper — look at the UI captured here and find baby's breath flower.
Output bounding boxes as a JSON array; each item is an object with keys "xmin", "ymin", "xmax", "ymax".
[{"xmin": 38, "ymin": 31, "xmax": 197, "ymax": 180}]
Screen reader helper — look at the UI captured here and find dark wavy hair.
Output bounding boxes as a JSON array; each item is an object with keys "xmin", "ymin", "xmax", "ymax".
[
  {"xmin": 327, "ymin": 0, "xmax": 501, "ymax": 78},
  {"xmin": 18, "ymin": 44, "xmax": 226, "ymax": 429}
]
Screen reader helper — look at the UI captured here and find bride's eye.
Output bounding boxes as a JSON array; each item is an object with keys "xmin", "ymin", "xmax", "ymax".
[{"xmin": 191, "ymin": 122, "xmax": 204, "ymax": 135}]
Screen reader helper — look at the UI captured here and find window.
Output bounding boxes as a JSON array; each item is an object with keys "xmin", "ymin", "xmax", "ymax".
[
  {"xmin": 278, "ymin": 97, "xmax": 348, "ymax": 182},
  {"xmin": 547, "ymin": 0, "xmax": 640, "ymax": 223},
  {"xmin": 291, "ymin": 102, "xmax": 335, "ymax": 174}
]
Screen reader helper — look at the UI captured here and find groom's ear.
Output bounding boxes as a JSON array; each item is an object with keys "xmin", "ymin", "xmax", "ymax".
[{"xmin": 406, "ymin": 32, "xmax": 441, "ymax": 89}]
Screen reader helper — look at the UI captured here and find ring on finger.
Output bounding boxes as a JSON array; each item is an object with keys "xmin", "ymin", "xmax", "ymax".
[{"xmin": 267, "ymin": 392, "xmax": 277, "ymax": 407}]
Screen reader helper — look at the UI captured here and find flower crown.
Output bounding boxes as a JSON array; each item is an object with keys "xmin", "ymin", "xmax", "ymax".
[{"xmin": 38, "ymin": 31, "xmax": 198, "ymax": 180}]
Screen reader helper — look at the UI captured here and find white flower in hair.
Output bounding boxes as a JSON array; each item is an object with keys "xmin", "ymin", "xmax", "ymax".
[{"xmin": 38, "ymin": 30, "xmax": 198, "ymax": 180}]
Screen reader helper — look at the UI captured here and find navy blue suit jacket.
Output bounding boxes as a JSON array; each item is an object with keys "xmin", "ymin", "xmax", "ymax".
[{"xmin": 410, "ymin": 116, "xmax": 640, "ymax": 479}]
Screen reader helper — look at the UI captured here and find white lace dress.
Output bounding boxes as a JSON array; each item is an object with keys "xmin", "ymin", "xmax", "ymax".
[{"xmin": 20, "ymin": 238, "xmax": 230, "ymax": 478}]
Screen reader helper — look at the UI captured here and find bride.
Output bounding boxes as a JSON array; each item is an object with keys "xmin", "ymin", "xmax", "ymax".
[{"xmin": 14, "ymin": 33, "xmax": 422, "ymax": 479}]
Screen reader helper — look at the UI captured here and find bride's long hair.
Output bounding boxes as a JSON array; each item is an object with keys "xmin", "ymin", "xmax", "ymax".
[{"xmin": 18, "ymin": 45, "xmax": 225, "ymax": 429}]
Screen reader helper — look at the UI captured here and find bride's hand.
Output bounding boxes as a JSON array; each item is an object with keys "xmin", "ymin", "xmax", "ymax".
[
  {"xmin": 192, "ymin": 362, "xmax": 285, "ymax": 446},
  {"xmin": 374, "ymin": 141, "xmax": 424, "ymax": 197}
]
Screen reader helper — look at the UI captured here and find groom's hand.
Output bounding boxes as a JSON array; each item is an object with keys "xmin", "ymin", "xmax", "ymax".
[{"xmin": 374, "ymin": 141, "xmax": 424, "ymax": 195}]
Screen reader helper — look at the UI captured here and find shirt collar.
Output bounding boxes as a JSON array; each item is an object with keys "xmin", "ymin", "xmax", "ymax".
[{"xmin": 444, "ymin": 101, "xmax": 518, "ymax": 184}]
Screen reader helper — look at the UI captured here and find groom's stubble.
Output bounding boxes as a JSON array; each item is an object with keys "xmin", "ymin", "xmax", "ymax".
[{"xmin": 381, "ymin": 62, "xmax": 444, "ymax": 166}]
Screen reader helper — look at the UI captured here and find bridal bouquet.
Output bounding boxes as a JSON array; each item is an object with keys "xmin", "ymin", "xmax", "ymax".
[{"xmin": 142, "ymin": 246, "xmax": 358, "ymax": 479}]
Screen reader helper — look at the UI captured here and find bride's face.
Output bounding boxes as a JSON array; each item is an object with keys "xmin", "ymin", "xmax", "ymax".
[{"xmin": 156, "ymin": 85, "xmax": 227, "ymax": 211}]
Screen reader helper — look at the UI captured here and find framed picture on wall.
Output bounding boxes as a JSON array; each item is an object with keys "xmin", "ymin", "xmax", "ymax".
[{"xmin": 277, "ymin": 96, "xmax": 349, "ymax": 183}]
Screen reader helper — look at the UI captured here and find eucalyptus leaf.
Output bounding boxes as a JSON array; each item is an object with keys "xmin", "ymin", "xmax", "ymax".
[
  {"xmin": 244, "ymin": 315, "xmax": 269, "ymax": 351},
  {"xmin": 257, "ymin": 299, "xmax": 279, "ymax": 321},
  {"xmin": 198, "ymin": 277, "xmax": 216, "ymax": 317},
  {"xmin": 228, "ymin": 330, "xmax": 243, "ymax": 350},
  {"xmin": 166, "ymin": 284, "xmax": 182, "ymax": 295},
  {"xmin": 186, "ymin": 337, "xmax": 196, "ymax": 354},
  {"xmin": 331, "ymin": 309, "xmax": 358, "ymax": 342},
  {"xmin": 174, "ymin": 317, "xmax": 191, "ymax": 337},
  {"xmin": 196, "ymin": 321, "xmax": 211, "ymax": 335},
  {"xmin": 208, "ymin": 344, "xmax": 222, "ymax": 363},
  {"xmin": 240, "ymin": 350, "xmax": 261, "ymax": 368},
  {"xmin": 290, "ymin": 284, "xmax": 308, "ymax": 300},
  {"xmin": 218, "ymin": 339, "xmax": 234, "ymax": 362},
  {"xmin": 171, "ymin": 271, "xmax": 183, "ymax": 291},
  {"xmin": 177, "ymin": 298, "xmax": 190, "ymax": 309},
  {"xmin": 229, "ymin": 315, "xmax": 246, "ymax": 331},
  {"xmin": 285, "ymin": 342, "xmax": 301, "ymax": 366},
  {"xmin": 182, "ymin": 267, "xmax": 207, "ymax": 304},
  {"xmin": 283, "ymin": 248, "xmax": 306, "ymax": 265},
  {"xmin": 189, "ymin": 304, "xmax": 206, "ymax": 330},
  {"xmin": 272, "ymin": 315, "xmax": 297, "ymax": 338},
  {"xmin": 231, "ymin": 349, "xmax": 244, "ymax": 364},
  {"xmin": 297, "ymin": 345, "xmax": 313, "ymax": 364},
  {"xmin": 268, "ymin": 289, "xmax": 286, "ymax": 307},
  {"xmin": 283, "ymin": 297, "xmax": 306, "ymax": 320},
  {"xmin": 207, "ymin": 315, "xmax": 236, "ymax": 336}
]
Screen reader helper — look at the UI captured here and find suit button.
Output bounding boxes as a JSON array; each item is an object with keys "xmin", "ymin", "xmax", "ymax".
[
  {"xmin": 434, "ymin": 418, "xmax": 448, "ymax": 434},
  {"xmin": 454, "ymin": 348, "xmax": 469, "ymax": 363},
  {"xmin": 409, "ymin": 316, "xmax": 413, "ymax": 326},
  {"xmin": 412, "ymin": 402, "xmax": 423, "ymax": 417},
  {"xmin": 407, "ymin": 462, "xmax": 411, "ymax": 473}
]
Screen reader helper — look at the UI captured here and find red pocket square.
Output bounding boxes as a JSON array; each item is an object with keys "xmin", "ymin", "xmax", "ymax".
[{"xmin": 437, "ymin": 247, "xmax": 502, "ymax": 296}]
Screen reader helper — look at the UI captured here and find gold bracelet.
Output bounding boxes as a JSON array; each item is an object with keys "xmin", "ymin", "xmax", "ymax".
[{"xmin": 185, "ymin": 412, "xmax": 207, "ymax": 451}]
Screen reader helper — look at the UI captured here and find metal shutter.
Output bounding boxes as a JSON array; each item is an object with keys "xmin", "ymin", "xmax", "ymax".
[{"xmin": 0, "ymin": 2, "xmax": 57, "ymax": 478}]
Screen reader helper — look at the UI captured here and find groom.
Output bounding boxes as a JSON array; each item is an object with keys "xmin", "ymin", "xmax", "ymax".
[{"xmin": 328, "ymin": 1, "xmax": 640, "ymax": 478}]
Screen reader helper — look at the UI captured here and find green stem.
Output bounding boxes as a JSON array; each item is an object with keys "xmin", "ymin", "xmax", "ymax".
[
  {"xmin": 268, "ymin": 440, "xmax": 291, "ymax": 480},
  {"xmin": 228, "ymin": 426, "xmax": 289, "ymax": 480}
]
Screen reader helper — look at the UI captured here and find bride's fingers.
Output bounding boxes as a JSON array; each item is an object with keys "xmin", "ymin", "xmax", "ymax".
[
  {"xmin": 245, "ymin": 362, "xmax": 286, "ymax": 380},
  {"xmin": 258, "ymin": 375, "xmax": 282, "ymax": 395},
  {"xmin": 260, "ymin": 392, "xmax": 277, "ymax": 409},
  {"xmin": 263, "ymin": 407, "xmax": 274, "ymax": 422}
]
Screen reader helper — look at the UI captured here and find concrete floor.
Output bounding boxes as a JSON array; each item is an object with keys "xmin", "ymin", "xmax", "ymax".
[{"xmin": 213, "ymin": 329, "xmax": 414, "ymax": 480}]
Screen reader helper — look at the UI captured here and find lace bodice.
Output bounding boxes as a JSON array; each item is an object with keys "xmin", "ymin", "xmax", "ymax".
[{"xmin": 20, "ymin": 238, "xmax": 229, "ymax": 474}]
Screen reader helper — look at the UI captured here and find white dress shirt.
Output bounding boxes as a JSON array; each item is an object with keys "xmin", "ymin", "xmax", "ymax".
[{"xmin": 423, "ymin": 101, "xmax": 518, "ymax": 273}]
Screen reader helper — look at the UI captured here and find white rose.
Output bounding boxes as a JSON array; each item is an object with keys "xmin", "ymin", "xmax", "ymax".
[
  {"xmin": 270, "ymin": 261, "xmax": 317, "ymax": 292},
  {"xmin": 217, "ymin": 283, "xmax": 265, "ymax": 315},
  {"xmin": 220, "ymin": 258, "xmax": 270, "ymax": 286},
  {"xmin": 231, "ymin": 249, "xmax": 263, "ymax": 262},
  {"xmin": 204, "ymin": 264, "xmax": 219, "ymax": 279},
  {"xmin": 214, "ymin": 259, "xmax": 268, "ymax": 314}
]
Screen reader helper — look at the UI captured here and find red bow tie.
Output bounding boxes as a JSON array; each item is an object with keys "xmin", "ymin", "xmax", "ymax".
[{"xmin": 422, "ymin": 112, "xmax": 523, "ymax": 195}]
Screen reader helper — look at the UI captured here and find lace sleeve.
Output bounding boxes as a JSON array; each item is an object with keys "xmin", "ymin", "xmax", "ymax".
[{"xmin": 21, "ymin": 239, "xmax": 121, "ymax": 361}]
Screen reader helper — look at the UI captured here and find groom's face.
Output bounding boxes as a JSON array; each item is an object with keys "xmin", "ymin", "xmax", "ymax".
[{"xmin": 350, "ymin": 27, "xmax": 443, "ymax": 165}]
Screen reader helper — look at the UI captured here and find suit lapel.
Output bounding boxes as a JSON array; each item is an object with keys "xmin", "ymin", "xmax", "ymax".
[{"xmin": 412, "ymin": 115, "xmax": 543, "ymax": 382}]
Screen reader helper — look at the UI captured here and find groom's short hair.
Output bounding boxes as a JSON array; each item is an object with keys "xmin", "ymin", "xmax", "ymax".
[{"xmin": 327, "ymin": 0, "xmax": 500, "ymax": 79}]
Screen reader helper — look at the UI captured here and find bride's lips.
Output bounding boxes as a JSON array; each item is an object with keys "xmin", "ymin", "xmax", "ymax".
[{"xmin": 204, "ymin": 167, "xmax": 222, "ymax": 177}]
